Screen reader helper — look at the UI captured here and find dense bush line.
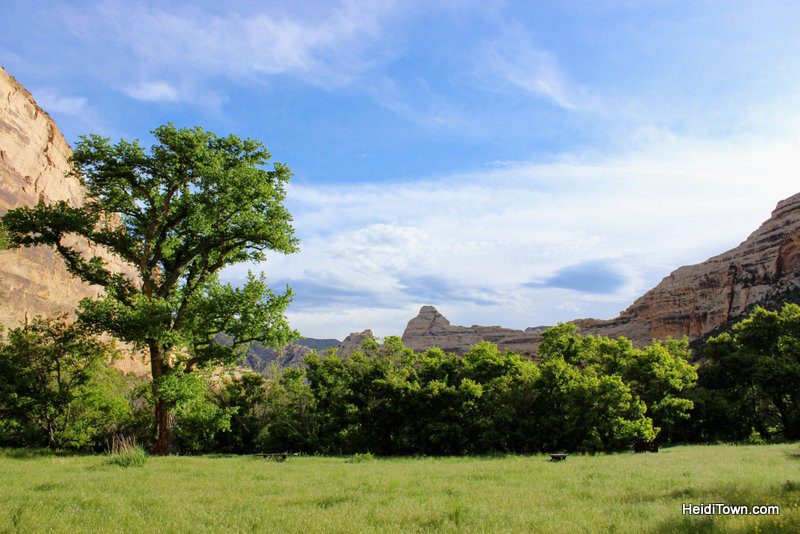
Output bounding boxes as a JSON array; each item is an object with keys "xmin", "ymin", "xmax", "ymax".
[{"xmin": 2, "ymin": 304, "xmax": 799, "ymax": 455}]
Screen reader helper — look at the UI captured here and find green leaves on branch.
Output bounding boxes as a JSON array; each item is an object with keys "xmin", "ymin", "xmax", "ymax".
[{"xmin": 182, "ymin": 272, "xmax": 298, "ymax": 370}]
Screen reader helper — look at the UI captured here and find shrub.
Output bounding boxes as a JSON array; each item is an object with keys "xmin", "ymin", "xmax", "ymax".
[
  {"xmin": 347, "ymin": 452, "xmax": 375, "ymax": 463},
  {"xmin": 746, "ymin": 428, "xmax": 765, "ymax": 445},
  {"xmin": 0, "ymin": 316, "xmax": 129, "ymax": 450},
  {"xmin": 107, "ymin": 435, "xmax": 147, "ymax": 467}
]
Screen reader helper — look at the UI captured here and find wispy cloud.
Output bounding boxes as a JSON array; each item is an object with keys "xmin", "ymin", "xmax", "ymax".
[
  {"xmin": 61, "ymin": 0, "xmax": 404, "ymax": 94},
  {"xmin": 125, "ymin": 80, "xmax": 178, "ymax": 103},
  {"xmin": 364, "ymin": 77, "xmax": 472, "ymax": 131},
  {"xmin": 477, "ymin": 24, "xmax": 594, "ymax": 111}
]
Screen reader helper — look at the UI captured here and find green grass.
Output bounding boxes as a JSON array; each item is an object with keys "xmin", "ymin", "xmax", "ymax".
[{"xmin": 1, "ymin": 444, "xmax": 798, "ymax": 533}]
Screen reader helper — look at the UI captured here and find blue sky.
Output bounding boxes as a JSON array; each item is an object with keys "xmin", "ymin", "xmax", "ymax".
[{"xmin": 3, "ymin": 1, "xmax": 800, "ymax": 338}]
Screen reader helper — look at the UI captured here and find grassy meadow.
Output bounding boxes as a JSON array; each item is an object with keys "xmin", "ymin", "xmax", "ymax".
[{"xmin": 1, "ymin": 443, "xmax": 798, "ymax": 533}]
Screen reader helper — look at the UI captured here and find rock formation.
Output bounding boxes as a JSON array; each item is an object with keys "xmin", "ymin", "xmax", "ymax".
[
  {"xmin": 338, "ymin": 329, "xmax": 375, "ymax": 355},
  {"xmin": 0, "ymin": 67, "xmax": 146, "ymax": 374},
  {"xmin": 242, "ymin": 338, "xmax": 340, "ymax": 371},
  {"xmin": 402, "ymin": 306, "xmax": 544, "ymax": 356},
  {"xmin": 402, "ymin": 193, "xmax": 800, "ymax": 354},
  {"xmin": 581, "ymin": 192, "xmax": 800, "ymax": 344}
]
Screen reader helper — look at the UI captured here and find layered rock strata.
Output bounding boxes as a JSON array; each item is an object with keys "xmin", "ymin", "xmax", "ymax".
[
  {"xmin": 0, "ymin": 67, "xmax": 145, "ymax": 374},
  {"xmin": 582, "ymin": 192, "xmax": 800, "ymax": 343}
]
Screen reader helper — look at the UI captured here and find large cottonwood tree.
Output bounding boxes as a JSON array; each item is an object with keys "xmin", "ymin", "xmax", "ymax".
[{"xmin": 2, "ymin": 124, "xmax": 298, "ymax": 454}]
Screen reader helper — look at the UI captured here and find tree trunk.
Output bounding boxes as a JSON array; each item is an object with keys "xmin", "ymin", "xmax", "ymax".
[
  {"xmin": 155, "ymin": 397, "xmax": 173, "ymax": 455},
  {"xmin": 150, "ymin": 342, "xmax": 173, "ymax": 455}
]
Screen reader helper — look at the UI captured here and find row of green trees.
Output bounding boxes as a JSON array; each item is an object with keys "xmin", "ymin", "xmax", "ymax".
[
  {"xmin": 679, "ymin": 304, "xmax": 800, "ymax": 442},
  {"xmin": 243, "ymin": 328, "xmax": 695, "ymax": 455},
  {"xmin": 2, "ymin": 305, "xmax": 799, "ymax": 454}
]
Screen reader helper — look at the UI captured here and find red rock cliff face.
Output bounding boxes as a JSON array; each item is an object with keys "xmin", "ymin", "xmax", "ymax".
[
  {"xmin": 0, "ymin": 67, "xmax": 146, "ymax": 374},
  {"xmin": 402, "ymin": 193, "xmax": 800, "ymax": 354},
  {"xmin": 581, "ymin": 192, "xmax": 800, "ymax": 344}
]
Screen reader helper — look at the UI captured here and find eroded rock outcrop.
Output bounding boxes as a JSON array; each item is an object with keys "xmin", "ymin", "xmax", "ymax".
[
  {"xmin": 338, "ymin": 329, "xmax": 375, "ymax": 355},
  {"xmin": 402, "ymin": 194, "xmax": 800, "ymax": 354},
  {"xmin": 402, "ymin": 305, "xmax": 544, "ymax": 356},
  {"xmin": 0, "ymin": 67, "xmax": 145, "ymax": 374},
  {"xmin": 582, "ymin": 192, "xmax": 800, "ymax": 344}
]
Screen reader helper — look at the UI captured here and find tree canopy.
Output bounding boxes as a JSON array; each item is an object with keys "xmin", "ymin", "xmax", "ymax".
[
  {"xmin": 690, "ymin": 304, "xmax": 800, "ymax": 441},
  {"xmin": 2, "ymin": 124, "xmax": 299, "ymax": 454},
  {"xmin": 0, "ymin": 316, "xmax": 129, "ymax": 449}
]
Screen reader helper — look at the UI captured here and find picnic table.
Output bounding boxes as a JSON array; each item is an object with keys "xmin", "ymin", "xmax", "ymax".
[
  {"xmin": 633, "ymin": 442, "xmax": 659, "ymax": 453},
  {"xmin": 256, "ymin": 452, "xmax": 291, "ymax": 462}
]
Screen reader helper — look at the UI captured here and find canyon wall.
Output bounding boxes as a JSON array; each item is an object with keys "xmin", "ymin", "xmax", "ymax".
[{"xmin": 0, "ymin": 67, "xmax": 146, "ymax": 373}]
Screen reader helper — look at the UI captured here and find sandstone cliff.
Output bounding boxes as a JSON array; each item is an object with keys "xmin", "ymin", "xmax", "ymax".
[
  {"xmin": 0, "ymin": 67, "xmax": 146, "ymax": 374},
  {"xmin": 402, "ymin": 193, "xmax": 800, "ymax": 354},
  {"xmin": 580, "ymin": 192, "xmax": 800, "ymax": 344}
]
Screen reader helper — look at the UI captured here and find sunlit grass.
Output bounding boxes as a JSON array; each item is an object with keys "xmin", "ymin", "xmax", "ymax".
[{"xmin": 1, "ymin": 443, "xmax": 798, "ymax": 533}]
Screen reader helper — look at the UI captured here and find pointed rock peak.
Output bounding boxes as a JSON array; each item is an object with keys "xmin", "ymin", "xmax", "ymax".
[
  {"xmin": 415, "ymin": 305, "xmax": 450, "ymax": 325},
  {"xmin": 403, "ymin": 305, "xmax": 451, "ymax": 339}
]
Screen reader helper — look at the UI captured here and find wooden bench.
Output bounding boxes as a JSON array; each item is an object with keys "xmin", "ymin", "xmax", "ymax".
[
  {"xmin": 633, "ymin": 442, "xmax": 659, "ymax": 453},
  {"xmin": 550, "ymin": 454, "xmax": 568, "ymax": 462},
  {"xmin": 256, "ymin": 453, "xmax": 290, "ymax": 462}
]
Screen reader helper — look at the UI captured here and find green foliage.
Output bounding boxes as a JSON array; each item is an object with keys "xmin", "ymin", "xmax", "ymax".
[
  {"xmin": 0, "ymin": 221, "xmax": 9, "ymax": 250},
  {"xmin": 1, "ymin": 123, "xmax": 299, "ymax": 453},
  {"xmin": 149, "ymin": 371, "xmax": 234, "ymax": 454},
  {"xmin": 685, "ymin": 304, "xmax": 800, "ymax": 441},
  {"xmin": 250, "ymin": 332, "xmax": 685, "ymax": 454},
  {"xmin": 256, "ymin": 367, "xmax": 318, "ymax": 453},
  {"xmin": 213, "ymin": 372, "xmax": 270, "ymax": 453},
  {"xmin": 0, "ymin": 316, "xmax": 129, "ymax": 450},
  {"xmin": 745, "ymin": 428, "xmax": 765, "ymax": 445}
]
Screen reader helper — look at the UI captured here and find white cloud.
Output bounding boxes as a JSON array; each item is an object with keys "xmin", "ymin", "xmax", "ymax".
[
  {"xmin": 31, "ymin": 89, "xmax": 88, "ymax": 115},
  {"xmin": 125, "ymin": 80, "xmax": 178, "ymax": 102},
  {"xmin": 64, "ymin": 0, "xmax": 402, "ymax": 88},
  {"xmin": 230, "ymin": 129, "xmax": 800, "ymax": 339}
]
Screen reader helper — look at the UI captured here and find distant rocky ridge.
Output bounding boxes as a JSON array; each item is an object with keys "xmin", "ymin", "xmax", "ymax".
[
  {"xmin": 397, "ymin": 193, "xmax": 800, "ymax": 355},
  {"xmin": 242, "ymin": 337, "xmax": 340, "ymax": 371},
  {"xmin": 244, "ymin": 331, "xmax": 381, "ymax": 370},
  {"xmin": 401, "ymin": 306, "xmax": 545, "ymax": 356}
]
